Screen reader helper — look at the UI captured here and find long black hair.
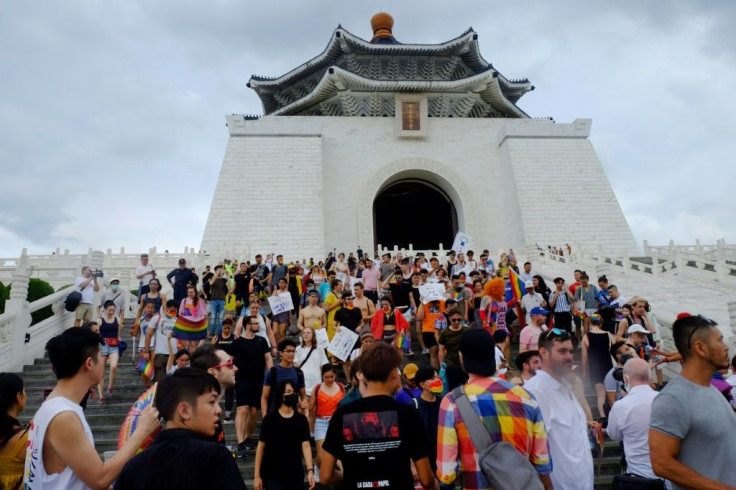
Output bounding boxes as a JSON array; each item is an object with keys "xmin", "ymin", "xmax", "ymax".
[
  {"xmin": 0, "ymin": 372, "xmax": 23, "ymax": 447},
  {"xmin": 272, "ymin": 379, "xmax": 298, "ymax": 409}
]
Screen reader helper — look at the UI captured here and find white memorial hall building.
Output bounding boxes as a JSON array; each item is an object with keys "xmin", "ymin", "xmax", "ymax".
[{"xmin": 201, "ymin": 13, "xmax": 637, "ymax": 257}]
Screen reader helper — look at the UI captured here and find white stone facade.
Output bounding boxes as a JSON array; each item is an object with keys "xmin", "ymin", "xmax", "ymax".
[{"xmin": 201, "ymin": 113, "xmax": 637, "ymax": 258}]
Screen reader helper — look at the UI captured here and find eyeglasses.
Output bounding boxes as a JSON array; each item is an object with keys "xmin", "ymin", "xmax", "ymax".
[
  {"xmin": 282, "ymin": 349, "xmax": 296, "ymax": 354},
  {"xmin": 685, "ymin": 314, "xmax": 718, "ymax": 348},
  {"xmin": 450, "ymin": 318, "xmax": 462, "ymax": 323},
  {"xmin": 211, "ymin": 359, "xmax": 234, "ymax": 370}
]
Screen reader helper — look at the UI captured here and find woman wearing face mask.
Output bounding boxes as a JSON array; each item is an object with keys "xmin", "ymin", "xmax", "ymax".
[
  {"xmin": 0, "ymin": 373, "xmax": 28, "ymax": 490},
  {"xmin": 254, "ymin": 380, "xmax": 315, "ymax": 490},
  {"xmin": 412, "ymin": 366, "xmax": 443, "ymax": 474},
  {"xmin": 370, "ymin": 296, "xmax": 409, "ymax": 345}
]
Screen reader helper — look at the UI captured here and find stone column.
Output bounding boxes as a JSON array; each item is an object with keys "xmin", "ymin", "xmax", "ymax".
[{"xmin": 6, "ymin": 265, "xmax": 32, "ymax": 371}]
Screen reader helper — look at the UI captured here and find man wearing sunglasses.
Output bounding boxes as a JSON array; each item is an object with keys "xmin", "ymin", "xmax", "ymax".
[
  {"xmin": 524, "ymin": 328, "xmax": 594, "ymax": 489},
  {"xmin": 649, "ymin": 314, "xmax": 736, "ymax": 489},
  {"xmin": 191, "ymin": 343, "xmax": 239, "ymax": 445}
]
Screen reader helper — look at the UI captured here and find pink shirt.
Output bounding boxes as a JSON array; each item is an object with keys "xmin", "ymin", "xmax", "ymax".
[
  {"xmin": 361, "ymin": 266, "xmax": 380, "ymax": 291},
  {"xmin": 519, "ymin": 325, "xmax": 543, "ymax": 351}
]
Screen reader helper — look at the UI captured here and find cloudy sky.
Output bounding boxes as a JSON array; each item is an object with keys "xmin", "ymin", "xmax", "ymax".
[{"xmin": 1, "ymin": 1, "xmax": 734, "ymax": 258}]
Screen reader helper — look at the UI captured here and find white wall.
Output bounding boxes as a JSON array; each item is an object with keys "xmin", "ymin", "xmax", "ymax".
[{"xmin": 201, "ymin": 112, "xmax": 637, "ymax": 259}]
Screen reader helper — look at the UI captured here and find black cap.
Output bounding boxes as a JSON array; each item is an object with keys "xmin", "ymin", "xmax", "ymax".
[
  {"xmin": 178, "ymin": 258, "xmax": 186, "ymax": 265},
  {"xmin": 459, "ymin": 329, "xmax": 496, "ymax": 376}
]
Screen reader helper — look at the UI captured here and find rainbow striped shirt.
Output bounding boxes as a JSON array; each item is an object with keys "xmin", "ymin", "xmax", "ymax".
[{"xmin": 437, "ymin": 375, "xmax": 552, "ymax": 489}]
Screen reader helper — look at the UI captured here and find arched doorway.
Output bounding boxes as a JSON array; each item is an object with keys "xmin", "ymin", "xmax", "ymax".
[{"xmin": 373, "ymin": 180, "xmax": 457, "ymax": 250}]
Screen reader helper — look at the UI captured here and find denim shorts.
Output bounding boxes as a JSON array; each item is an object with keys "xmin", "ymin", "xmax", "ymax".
[
  {"xmin": 101, "ymin": 343, "xmax": 119, "ymax": 356},
  {"xmin": 314, "ymin": 417, "xmax": 331, "ymax": 441}
]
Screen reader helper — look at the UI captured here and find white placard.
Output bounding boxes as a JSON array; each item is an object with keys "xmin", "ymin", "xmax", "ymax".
[
  {"xmin": 419, "ymin": 283, "xmax": 447, "ymax": 304},
  {"xmin": 268, "ymin": 292, "xmax": 294, "ymax": 315},
  {"xmin": 350, "ymin": 277, "xmax": 363, "ymax": 289},
  {"xmin": 451, "ymin": 231, "xmax": 472, "ymax": 255},
  {"xmin": 315, "ymin": 328, "xmax": 330, "ymax": 349},
  {"xmin": 327, "ymin": 327, "xmax": 360, "ymax": 361}
]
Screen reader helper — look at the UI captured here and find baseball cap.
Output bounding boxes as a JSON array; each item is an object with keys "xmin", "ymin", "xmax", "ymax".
[
  {"xmin": 359, "ymin": 330, "xmax": 375, "ymax": 341},
  {"xmin": 530, "ymin": 306, "xmax": 549, "ymax": 316},
  {"xmin": 627, "ymin": 324, "xmax": 648, "ymax": 335},
  {"xmin": 402, "ymin": 363, "xmax": 419, "ymax": 380},
  {"xmin": 109, "ymin": 277, "xmax": 120, "ymax": 284},
  {"xmin": 459, "ymin": 329, "xmax": 496, "ymax": 376},
  {"xmin": 178, "ymin": 258, "xmax": 186, "ymax": 265},
  {"xmin": 525, "ymin": 280, "xmax": 534, "ymax": 289}
]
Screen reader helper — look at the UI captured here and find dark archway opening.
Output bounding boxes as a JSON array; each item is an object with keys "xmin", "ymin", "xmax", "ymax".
[{"xmin": 373, "ymin": 180, "xmax": 457, "ymax": 250}]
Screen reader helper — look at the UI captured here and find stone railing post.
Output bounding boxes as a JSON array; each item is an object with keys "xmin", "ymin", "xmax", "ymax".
[
  {"xmin": 728, "ymin": 300, "xmax": 736, "ymax": 350},
  {"xmin": 5, "ymin": 265, "xmax": 32, "ymax": 371}
]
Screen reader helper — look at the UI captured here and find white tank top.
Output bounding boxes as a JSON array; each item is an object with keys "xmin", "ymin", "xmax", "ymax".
[{"xmin": 24, "ymin": 397, "xmax": 94, "ymax": 489}]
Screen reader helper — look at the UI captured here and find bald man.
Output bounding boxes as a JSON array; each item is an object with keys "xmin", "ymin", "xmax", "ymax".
[{"xmin": 607, "ymin": 358, "xmax": 663, "ymax": 484}]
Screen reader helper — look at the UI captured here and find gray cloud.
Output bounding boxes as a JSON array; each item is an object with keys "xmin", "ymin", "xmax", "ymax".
[{"xmin": 0, "ymin": 1, "xmax": 734, "ymax": 256}]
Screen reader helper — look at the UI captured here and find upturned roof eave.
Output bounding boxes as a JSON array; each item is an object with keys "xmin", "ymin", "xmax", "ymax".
[
  {"xmin": 248, "ymin": 26, "xmax": 482, "ymax": 90},
  {"xmin": 269, "ymin": 66, "xmax": 529, "ymax": 118}
]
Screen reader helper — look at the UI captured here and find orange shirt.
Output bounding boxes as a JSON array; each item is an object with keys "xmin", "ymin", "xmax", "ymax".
[
  {"xmin": 422, "ymin": 302, "xmax": 446, "ymax": 333},
  {"xmin": 315, "ymin": 383, "xmax": 345, "ymax": 417}
]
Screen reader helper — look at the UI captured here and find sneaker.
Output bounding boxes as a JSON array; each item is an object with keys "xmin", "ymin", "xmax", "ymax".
[
  {"xmin": 223, "ymin": 416, "xmax": 234, "ymax": 425},
  {"xmin": 405, "ymin": 350, "xmax": 414, "ymax": 357},
  {"xmin": 106, "ymin": 388, "xmax": 114, "ymax": 397},
  {"xmin": 421, "ymin": 348, "xmax": 429, "ymax": 355},
  {"xmin": 236, "ymin": 443, "xmax": 247, "ymax": 458},
  {"xmin": 244, "ymin": 437, "xmax": 257, "ymax": 450}
]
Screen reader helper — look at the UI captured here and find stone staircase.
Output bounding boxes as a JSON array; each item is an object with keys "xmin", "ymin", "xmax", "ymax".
[{"xmin": 15, "ymin": 319, "xmax": 622, "ymax": 488}]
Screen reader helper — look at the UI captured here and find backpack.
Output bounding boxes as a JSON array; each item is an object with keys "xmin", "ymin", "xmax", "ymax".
[
  {"xmin": 451, "ymin": 386, "xmax": 544, "ymax": 490},
  {"xmin": 64, "ymin": 290, "xmax": 82, "ymax": 312},
  {"xmin": 267, "ymin": 366, "xmax": 305, "ymax": 411}
]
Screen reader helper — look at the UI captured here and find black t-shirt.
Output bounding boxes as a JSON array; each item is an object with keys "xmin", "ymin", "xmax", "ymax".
[
  {"xmin": 249, "ymin": 264, "xmax": 269, "ymax": 283},
  {"xmin": 389, "ymin": 280, "xmax": 412, "ymax": 308},
  {"xmin": 233, "ymin": 272, "xmax": 251, "ymax": 299},
  {"xmin": 322, "ymin": 394, "xmax": 428, "ymax": 489},
  {"xmin": 334, "ymin": 307, "xmax": 363, "ymax": 331},
  {"xmin": 415, "ymin": 397, "xmax": 441, "ymax": 472},
  {"xmin": 229, "ymin": 336, "xmax": 269, "ymax": 387},
  {"xmin": 259, "ymin": 410, "xmax": 311, "ymax": 480}
]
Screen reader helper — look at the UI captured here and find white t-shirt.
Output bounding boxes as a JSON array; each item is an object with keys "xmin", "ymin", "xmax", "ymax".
[
  {"xmin": 521, "ymin": 293, "xmax": 544, "ymax": 324},
  {"xmin": 494, "ymin": 345, "xmax": 508, "ymax": 375},
  {"xmin": 152, "ymin": 315, "xmax": 178, "ymax": 356},
  {"xmin": 136, "ymin": 264, "xmax": 155, "ymax": 287},
  {"xmin": 74, "ymin": 276, "xmax": 96, "ymax": 304},
  {"xmin": 295, "ymin": 344, "xmax": 329, "ymax": 394},
  {"xmin": 24, "ymin": 397, "xmax": 94, "ymax": 490}
]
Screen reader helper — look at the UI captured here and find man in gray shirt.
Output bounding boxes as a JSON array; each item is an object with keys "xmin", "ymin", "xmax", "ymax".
[{"xmin": 649, "ymin": 313, "xmax": 736, "ymax": 489}]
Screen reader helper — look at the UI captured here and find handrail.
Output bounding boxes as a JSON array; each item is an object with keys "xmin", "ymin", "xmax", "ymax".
[{"xmin": 28, "ymin": 288, "xmax": 72, "ymax": 311}]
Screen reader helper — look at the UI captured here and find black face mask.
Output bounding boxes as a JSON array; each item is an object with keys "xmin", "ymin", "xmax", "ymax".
[{"xmin": 283, "ymin": 393, "xmax": 299, "ymax": 408}]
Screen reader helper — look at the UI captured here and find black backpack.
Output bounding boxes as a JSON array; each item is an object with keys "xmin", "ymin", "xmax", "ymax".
[{"xmin": 64, "ymin": 291, "xmax": 82, "ymax": 312}]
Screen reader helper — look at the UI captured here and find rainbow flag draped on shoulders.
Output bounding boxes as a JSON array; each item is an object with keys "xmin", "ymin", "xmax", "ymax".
[
  {"xmin": 173, "ymin": 305, "xmax": 208, "ymax": 341},
  {"xmin": 508, "ymin": 268, "xmax": 527, "ymax": 302}
]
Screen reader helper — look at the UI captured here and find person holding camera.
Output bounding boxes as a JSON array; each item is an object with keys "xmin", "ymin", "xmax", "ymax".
[{"xmin": 73, "ymin": 266, "xmax": 100, "ymax": 327}]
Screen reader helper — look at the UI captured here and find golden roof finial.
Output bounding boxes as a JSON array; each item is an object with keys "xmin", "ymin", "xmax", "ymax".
[{"xmin": 371, "ymin": 12, "xmax": 394, "ymax": 42}]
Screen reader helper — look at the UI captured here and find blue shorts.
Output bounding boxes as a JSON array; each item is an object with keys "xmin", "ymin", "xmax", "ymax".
[{"xmin": 101, "ymin": 343, "xmax": 119, "ymax": 356}]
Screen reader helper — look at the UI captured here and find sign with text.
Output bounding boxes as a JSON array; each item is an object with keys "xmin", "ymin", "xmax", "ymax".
[
  {"xmin": 451, "ymin": 232, "xmax": 472, "ymax": 255},
  {"xmin": 315, "ymin": 328, "xmax": 330, "ymax": 349},
  {"xmin": 419, "ymin": 283, "xmax": 447, "ymax": 304},
  {"xmin": 327, "ymin": 327, "xmax": 359, "ymax": 361},
  {"xmin": 268, "ymin": 292, "xmax": 294, "ymax": 315}
]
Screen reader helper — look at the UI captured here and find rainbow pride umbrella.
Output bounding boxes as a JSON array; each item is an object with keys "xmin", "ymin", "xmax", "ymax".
[{"xmin": 117, "ymin": 383, "xmax": 161, "ymax": 453}]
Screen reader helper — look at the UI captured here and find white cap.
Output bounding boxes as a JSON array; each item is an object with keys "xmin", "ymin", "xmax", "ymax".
[
  {"xmin": 109, "ymin": 277, "xmax": 120, "ymax": 284},
  {"xmin": 627, "ymin": 324, "xmax": 648, "ymax": 335},
  {"xmin": 525, "ymin": 280, "xmax": 534, "ymax": 289}
]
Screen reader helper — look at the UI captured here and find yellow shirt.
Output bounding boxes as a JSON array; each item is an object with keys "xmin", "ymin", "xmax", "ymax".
[{"xmin": 324, "ymin": 292, "xmax": 341, "ymax": 340}]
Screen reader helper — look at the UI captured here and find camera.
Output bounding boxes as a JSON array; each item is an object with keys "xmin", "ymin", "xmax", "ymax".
[
  {"xmin": 90, "ymin": 269, "xmax": 104, "ymax": 278},
  {"xmin": 612, "ymin": 354, "xmax": 634, "ymax": 382}
]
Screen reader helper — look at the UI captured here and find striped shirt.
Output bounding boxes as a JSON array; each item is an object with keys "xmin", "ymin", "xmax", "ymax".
[
  {"xmin": 551, "ymin": 289, "xmax": 571, "ymax": 313},
  {"xmin": 437, "ymin": 375, "xmax": 552, "ymax": 489}
]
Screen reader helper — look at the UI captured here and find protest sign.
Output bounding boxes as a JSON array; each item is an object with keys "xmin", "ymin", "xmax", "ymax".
[
  {"xmin": 451, "ymin": 231, "xmax": 472, "ymax": 255},
  {"xmin": 327, "ymin": 327, "xmax": 359, "ymax": 361},
  {"xmin": 315, "ymin": 328, "xmax": 330, "ymax": 349},
  {"xmin": 268, "ymin": 292, "xmax": 294, "ymax": 315},
  {"xmin": 419, "ymin": 283, "xmax": 446, "ymax": 304}
]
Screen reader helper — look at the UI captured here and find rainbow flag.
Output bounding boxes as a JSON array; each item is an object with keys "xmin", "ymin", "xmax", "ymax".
[
  {"xmin": 508, "ymin": 268, "xmax": 527, "ymax": 302},
  {"xmin": 138, "ymin": 357, "xmax": 154, "ymax": 381},
  {"xmin": 173, "ymin": 316, "xmax": 208, "ymax": 341}
]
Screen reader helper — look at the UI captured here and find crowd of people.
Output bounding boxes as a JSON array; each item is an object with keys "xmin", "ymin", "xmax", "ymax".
[{"xmin": 1, "ymin": 248, "xmax": 735, "ymax": 489}]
